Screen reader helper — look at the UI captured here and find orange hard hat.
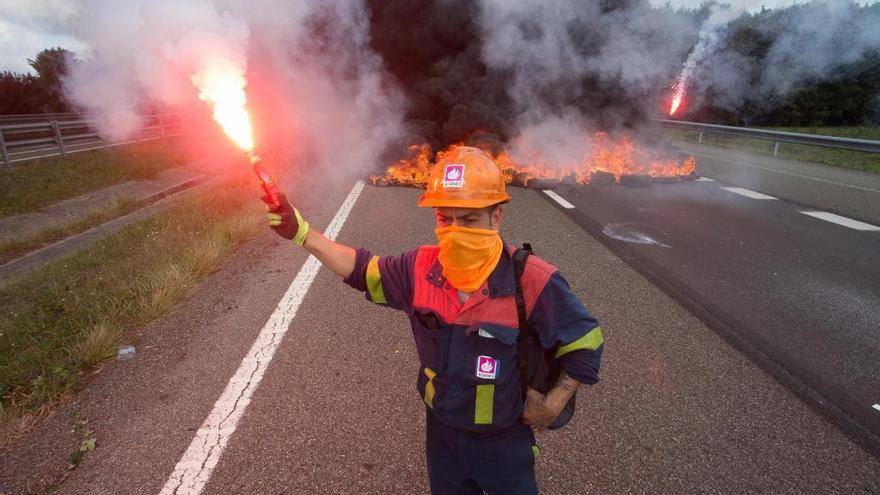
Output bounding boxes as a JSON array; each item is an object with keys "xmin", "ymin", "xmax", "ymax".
[{"xmin": 418, "ymin": 146, "xmax": 511, "ymax": 208}]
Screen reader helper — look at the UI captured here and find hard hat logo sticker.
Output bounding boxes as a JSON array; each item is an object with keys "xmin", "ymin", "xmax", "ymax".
[
  {"xmin": 442, "ymin": 164, "xmax": 465, "ymax": 188},
  {"xmin": 476, "ymin": 355, "xmax": 498, "ymax": 379}
]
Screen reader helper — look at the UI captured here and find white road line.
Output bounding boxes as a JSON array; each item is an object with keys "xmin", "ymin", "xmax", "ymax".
[
  {"xmin": 543, "ymin": 190, "xmax": 575, "ymax": 209},
  {"xmin": 160, "ymin": 180, "xmax": 365, "ymax": 495},
  {"xmin": 696, "ymin": 177, "xmax": 715, "ymax": 182},
  {"xmin": 687, "ymin": 150, "xmax": 880, "ymax": 195},
  {"xmin": 720, "ymin": 187, "xmax": 777, "ymax": 200},
  {"xmin": 799, "ymin": 211, "xmax": 880, "ymax": 231},
  {"xmin": 873, "ymin": 404, "xmax": 880, "ymax": 412}
]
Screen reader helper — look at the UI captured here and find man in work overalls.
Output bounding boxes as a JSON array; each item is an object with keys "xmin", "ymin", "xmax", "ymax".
[{"xmin": 266, "ymin": 146, "xmax": 604, "ymax": 495}]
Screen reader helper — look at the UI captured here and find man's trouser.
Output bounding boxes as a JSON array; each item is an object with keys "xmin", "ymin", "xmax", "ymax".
[{"xmin": 425, "ymin": 409, "xmax": 539, "ymax": 495}]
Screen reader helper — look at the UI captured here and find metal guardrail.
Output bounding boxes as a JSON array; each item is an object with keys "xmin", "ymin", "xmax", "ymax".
[
  {"xmin": 660, "ymin": 119, "xmax": 880, "ymax": 156},
  {"xmin": 0, "ymin": 113, "xmax": 80, "ymax": 125},
  {"xmin": 0, "ymin": 113, "xmax": 186, "ymax": 166}
]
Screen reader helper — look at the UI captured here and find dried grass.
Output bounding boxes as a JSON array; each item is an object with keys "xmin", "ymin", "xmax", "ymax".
[{"xmin": 0, "ymin": 172, "xmax": 261, "ymax": 432}]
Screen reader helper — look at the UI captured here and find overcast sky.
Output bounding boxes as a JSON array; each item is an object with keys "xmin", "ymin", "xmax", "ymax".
[{"xmin": 1, "ymin": 0, "xmax": 877, "ymax": 74}]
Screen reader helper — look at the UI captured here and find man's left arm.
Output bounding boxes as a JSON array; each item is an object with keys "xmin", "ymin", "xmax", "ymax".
[
  {"xmin": 522, "ymin": 270, "xmax": 604, "ymax": 428},
  {"xmin": 524, "ymin": 371, "xmax": 582, "ymax": 428}
]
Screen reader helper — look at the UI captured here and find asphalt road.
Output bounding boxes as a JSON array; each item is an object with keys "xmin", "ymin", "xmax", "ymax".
[
  {"xmin": 542, "ymin": 166, "xmax": 880, "ymax": 452},
  {"xmin": 2, "ymin": 159, "xmax": 880, "ymax": 493}
]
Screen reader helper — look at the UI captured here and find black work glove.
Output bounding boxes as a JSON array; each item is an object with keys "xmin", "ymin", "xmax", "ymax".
[{"xmin": 265, "ymin": 193, "xmax": 310, "ymax": 246}]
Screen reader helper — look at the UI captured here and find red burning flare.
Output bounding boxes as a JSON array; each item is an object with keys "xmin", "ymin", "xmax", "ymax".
[
  {"xmin": 669, "ymin": 84, "xmax": 686, "ymax": 116},
  {"xmin": 193, "ymin": 61, "xmax": 255, "ymax": 152},
  {"xmin": 192, "ymin": 60, "xmax": 282, "ymax": 208}
]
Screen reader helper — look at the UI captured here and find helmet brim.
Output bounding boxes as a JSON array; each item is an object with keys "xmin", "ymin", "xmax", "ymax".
[{"xmin": 417, "ymin": 194, "xmax": 511, "ymax": 209}]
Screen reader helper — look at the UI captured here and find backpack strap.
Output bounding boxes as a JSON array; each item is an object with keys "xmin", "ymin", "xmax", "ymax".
[
  {"xmin": 513, "ymin": 243, "xmax": 532, "ymax": 402},
  {"xmin": 512, "ymin": 243, "xmax": 578, "ymax": 429}
]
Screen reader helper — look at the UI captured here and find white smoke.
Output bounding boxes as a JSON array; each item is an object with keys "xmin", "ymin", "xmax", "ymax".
[
  {"xmin": 239, "ymin": 0, "xmax": 405, "ymax": 179},
  {"xmin": 680, "ymin": 1, "xmax": 880, "ymax": 120},
  {"xmin": 757, "ymin": 1, "xmax": 880, "ymax": 98},
  {"xmin": 476, "ymin": 0, "xmax": 880, "ymax": 161},
  {"xmin": 477, "ymin": 0, "xmax": 697, "ymax": 167},
  {"xmin": 507, "ymin": 112, "xmax": 596, "ymax": 167},
  {"xmin": 672, "ymin": 3, "xmax": 740, "ymax": 100},
  {"xmin": 63, "ymin": 1, "xmax": 249, "ymax": 139},
  {"xmin": 62, "ymin": 0, "xmax": 404, "ymax": 174}
]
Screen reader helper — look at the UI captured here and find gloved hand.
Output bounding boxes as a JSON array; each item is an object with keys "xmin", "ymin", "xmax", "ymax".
[{"xmin": 265, "ymin": 193, "xmax": 310, "ymax": 246}]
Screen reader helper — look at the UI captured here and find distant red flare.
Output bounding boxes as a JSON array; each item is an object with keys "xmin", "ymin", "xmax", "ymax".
[{"xmin": 669, "ymin": 85, "xmax": 685, "ymax": 116}]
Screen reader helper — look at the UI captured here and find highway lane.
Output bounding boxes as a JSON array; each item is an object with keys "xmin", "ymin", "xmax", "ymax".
[
  {"xmin": 3, "ymin": 175, "xmax": 879, "ymax": 493},
  {"xmin": 673, "ymin": 140, "xmax": 880, "ymax": 225},
  {"xmin": 542, "ymin": 175, "xmax": 880, "ymax": 453}
]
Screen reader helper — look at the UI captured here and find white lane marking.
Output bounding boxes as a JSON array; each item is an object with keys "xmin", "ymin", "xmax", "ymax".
[
  {"xmin": 543, "ymin": 190, "xmax": 575, "ymax": 209},
  {"xmin": 696, "ymin": 177, "xmax": 715, "ymax": 182},
  {"xmin": 873, "ymin": 404, "xmax": 880, "ymax": 412},
  {"xmin": 799, "ymin": 211, "xmax": 880, "ymax": 231},
  {"xmin": 160, "ymin": 180, "xmax": 365, "ymax": 495},
  {"xmin": 721, "ymin": 187, "xmax": 777, "ymax": 200},
  {"xmin": 687, "ymin": 150, "xmax": 880, "ymax": 195}
]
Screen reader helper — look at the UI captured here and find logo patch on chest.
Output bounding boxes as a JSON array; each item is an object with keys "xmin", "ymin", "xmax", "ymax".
[{"xmin": 476, "ymin": 355, "xmax": 499, "ymax": 379}]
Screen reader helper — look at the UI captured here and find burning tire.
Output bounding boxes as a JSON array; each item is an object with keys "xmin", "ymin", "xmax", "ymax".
[
  {"xmin": 651, "ymin": 175, "xmax": 679, "ymax": 184},
  {"xmin": 370, "ymin": 176, "xmax": 393, "ymax": 187},
  {"xmin": 527, "ymin": 178, "xmax": 561, "ymax": 190},
  {"xmin": 589, "ymin": 171, "xmax": 615, "ymax": 186},
  {"xmin": 619, "ymin": 174, "xmax": 652, "ymax": 188},
  {"xmin": 508, "ymin": 172, "xmax": 531, "ymax": 188}
]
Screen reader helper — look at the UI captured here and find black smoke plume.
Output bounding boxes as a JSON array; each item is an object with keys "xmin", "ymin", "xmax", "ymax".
[{"xmin": 367, "ymin": 0, "xmax": 698, "ymax": 158}]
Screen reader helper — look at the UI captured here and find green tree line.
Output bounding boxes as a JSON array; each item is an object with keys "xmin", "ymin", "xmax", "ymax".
[{"xmin": 0, "ymin": 48, "xmax": 72, "ymax": 114}]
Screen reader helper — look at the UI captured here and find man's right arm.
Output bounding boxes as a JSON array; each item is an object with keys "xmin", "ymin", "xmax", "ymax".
[
  {"xmin": 267, "ymin": 193, "xmax": 356, "ymax": 278},
  {"xmin": 302, "ymin": 229, "xmax": 357, "ymax": 278},
  {"xmin": 266, "ymin": 194, "xmax": 415, "ymax": 310}
]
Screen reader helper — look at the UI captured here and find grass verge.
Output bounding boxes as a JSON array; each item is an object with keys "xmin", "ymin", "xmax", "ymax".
[
  {"xmin": 0, "ymin": 195, "xmax": 142, "ymax": 265},
  {"xmin": 665, "ymin": 126, "xmax": 880, "ymax": 174},
  {"xmin": 0, "ymin": 172, "xmax": 261, "ymax": 446},
  {"xmin": 0, "ymin": 139, "xmax": 192, "ymax": 217}
]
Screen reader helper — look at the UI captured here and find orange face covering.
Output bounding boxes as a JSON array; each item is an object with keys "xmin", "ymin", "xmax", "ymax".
[{"xmin": 435, "ymin": 225, "xmax": 503, "ymax": 293}]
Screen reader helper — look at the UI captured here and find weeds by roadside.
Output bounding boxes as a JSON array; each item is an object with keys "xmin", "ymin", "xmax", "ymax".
[
  {"xmin": 0, "ymin": 172, "xmax": 261, "ymax": 447},
  {"xmin": 665, "ymin": 126, "xmax": 880, "ymax": 173},
  {"xmin": 0, "ymin": 139, "xmax": 191, "ymax": 217},
  {"xmin": 58, "ymin": 406, "xmax": 96, "ymax": 486}
]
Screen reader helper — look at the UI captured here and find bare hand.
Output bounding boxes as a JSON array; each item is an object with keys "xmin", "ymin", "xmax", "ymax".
[{"xmin": 522, "ymin": 387, "xmax": 563, "ymax": 429}]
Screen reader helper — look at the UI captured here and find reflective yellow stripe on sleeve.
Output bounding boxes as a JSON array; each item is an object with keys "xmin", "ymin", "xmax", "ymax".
[
  {"xmin": 366, "ymin": 255, "xmax": 387, "ymax": 304},
  {"xmin": 474, "ymin": 384, "xmax": 494, "ymax": 424},
  {"xmin": 555, "ymin": 326, "xmax": 604, "ymax": 358},
  {"xmin": 424, "ymin": 367, "xmax": 437, "ymax": 408}
]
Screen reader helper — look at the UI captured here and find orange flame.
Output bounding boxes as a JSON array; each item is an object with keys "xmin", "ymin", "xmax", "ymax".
[
  {"xmin": 373, "ymin": 133, "xmax": 696, "ymax": 188},
  {"xmin": 192, "ymin": 61, "xmax": 254, "ymax": 151},
  {"xmin": 371, "ymin": 144, "xmax": 433, "ymax": 187}
]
